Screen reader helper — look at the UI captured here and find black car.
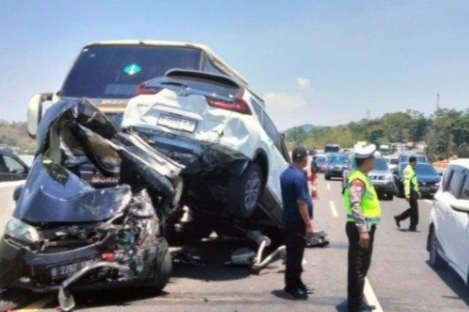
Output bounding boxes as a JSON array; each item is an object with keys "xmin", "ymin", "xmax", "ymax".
[
  {"xmin": 0, "ymin": 100, "xmax": 182, "ymax": 312},
  {"xmin": 0, "ymin": 149, "xmax": 29, "ymax": 182},
  {"xmin": 393, "ymin": 162, "xmax": 441, "ymax": 198},
  {"xmin": 325, "ymin": 153, "xmax": 349, "ymax": 180}
]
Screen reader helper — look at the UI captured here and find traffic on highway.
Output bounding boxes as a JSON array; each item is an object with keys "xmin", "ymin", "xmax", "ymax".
[{"xmin": 0, "ymin": 40, "xmax": 468, "ymax": 312}]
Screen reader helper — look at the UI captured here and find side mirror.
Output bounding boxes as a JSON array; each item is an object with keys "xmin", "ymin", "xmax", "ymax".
[
  {"xmin": 449, "ymin": 200, "xmax": 469, "ymax": 214},
  {"xmin": 27, "ymin": 93, "xmax": 53, "ymax": 139}
]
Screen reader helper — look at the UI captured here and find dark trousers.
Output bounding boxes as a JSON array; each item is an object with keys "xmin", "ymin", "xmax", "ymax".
[
  {"xmin": 346, "ymin": 222, "xmax": 376, "ymax": 312},
  {"xmin": 396, "ymin": 192, "xmax": 419, "ymax": 228},
  {"xmin": 284, "ymin": 221, "xmax": 306, "ymax": 291}
]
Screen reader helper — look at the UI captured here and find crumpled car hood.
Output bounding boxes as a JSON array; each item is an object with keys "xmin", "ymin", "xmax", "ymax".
[
  {"xmin": 15, "ymin": 99, "xmax": 184, "ymax": 224},
  {"xmin": 14, "ymin": 159, "xmax": 132, "ymax": 223}
]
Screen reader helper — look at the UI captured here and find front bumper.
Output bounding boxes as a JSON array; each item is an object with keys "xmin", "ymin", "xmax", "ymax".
[
  {"xmin": 326, "ymin": 169, "xmax": 345, "ymax": 177},
  {"xmin": 420, "ymin": 186, "xmax": 439, "ymax": 197},
  {"xmin": 372, "ymin": 182, "xmax": 395, "ymax": 194},
  {"xmin": 0, "ymin": 235, "xmax": 108, "ymax": 292}
]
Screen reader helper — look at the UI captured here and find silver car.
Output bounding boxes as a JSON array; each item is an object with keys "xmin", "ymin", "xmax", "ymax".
[{"xmin": 342, "ymin": 154, "xmax": 395, "ymax": 200}]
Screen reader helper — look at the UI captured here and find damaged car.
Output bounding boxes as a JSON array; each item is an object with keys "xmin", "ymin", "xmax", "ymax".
[
  {"xmin": 121, "ymin": 69, "xmax": 290, "ymax": 244},
  {"xmin": 0, "ymin": 99, "xmax": 184, "ymax": 311}
]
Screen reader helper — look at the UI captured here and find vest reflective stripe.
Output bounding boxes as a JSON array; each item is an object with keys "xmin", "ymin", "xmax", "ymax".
[{"xmin": 343, "ymin": 170, "xmax": 382, "ymax": 224}]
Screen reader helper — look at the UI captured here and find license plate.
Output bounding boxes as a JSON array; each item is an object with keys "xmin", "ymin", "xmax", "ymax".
[
  {"xmin": 48, "ymin": 260, "xmax": 95, "ymax": 280},
  {"xmin": 157, "ymin": 115, "xmax": 197, "ymax": 132}
]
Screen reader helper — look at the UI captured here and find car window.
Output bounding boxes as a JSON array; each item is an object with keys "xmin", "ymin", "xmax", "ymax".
[
  {"xmin": 262, "ymin": 113, "xmax": 281, "ymax": 151},
  {"xmin": 447, "ymin": 168, "xmax": 464, "ymax": 198},
  {"xmin": 61, "ymin": 45, "xmax": 203, "ymax": 99},
  {"xmin": 460, "ymin": 173, "xmax": 469, "ymax": 200},
  {"xmin": 329, "ymin": 154, "xmax": 348, "ymax": 164},
  {"xmin": 442, "ymin": 168, "xmax": 453, "ymax": 191},
  {"xmin": 373, "ymin": 158, "xmax": 388, "ymax": 171},
  {"xmin": 415, "ymin": 164, "xmax": 437, "ymax": 175},
  {"xmin": 3, "ymin": 155, "xmax": 25, "ymax": 173},
  {"xmin": 250, "ymin": 99, "xmax": 264, "ymax": 124}
]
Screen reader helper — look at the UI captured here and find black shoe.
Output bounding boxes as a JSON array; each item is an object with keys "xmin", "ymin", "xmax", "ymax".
[
  {"xmin": 394, "ymin": 216, "xmax": 401, "ymax": 228},
  {"xmin": 300, "ymin": 285, "xmax": 314, "ymax": 294},
  {"xmin": 283, "ymin": 288, "xmax": 308, "ymax": 300}
]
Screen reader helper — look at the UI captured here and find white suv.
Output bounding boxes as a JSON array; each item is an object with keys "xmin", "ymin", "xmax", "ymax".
[
  {"xmin": 122, "ymin": 69, "xmax": 290, "ymax": 237},
  {"xmin": 428, "ymin": 159, "xmax": 469, "ymax": 285}
]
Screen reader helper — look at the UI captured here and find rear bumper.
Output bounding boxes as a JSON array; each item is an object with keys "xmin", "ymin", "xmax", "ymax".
[{"xmin": 133, "ymin": 127, "xmax": 250, "ymax": 174}]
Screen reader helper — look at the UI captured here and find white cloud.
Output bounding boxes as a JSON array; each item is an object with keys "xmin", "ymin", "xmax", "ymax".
[
  {"xmin": 297, "ymin": 77, "xmax": 311, "ymax": 88},
  {"xmin": 262, "ymin": 78, "xmax": 316, "ymax": 131}
]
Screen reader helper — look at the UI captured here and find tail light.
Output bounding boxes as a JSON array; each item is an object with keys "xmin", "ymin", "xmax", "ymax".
[
  {"xmin": 136, "ymin": 83, "xmax": 163, "ymax": 95},
  {"xmin": 205, "ymin": 89, "xmax": 252, "ymax": 115}
]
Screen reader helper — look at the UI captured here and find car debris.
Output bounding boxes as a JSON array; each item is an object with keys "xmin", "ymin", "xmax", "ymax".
[{"xmin": 0, "ymin": 99, "xmax": 184, "ymax": 312}]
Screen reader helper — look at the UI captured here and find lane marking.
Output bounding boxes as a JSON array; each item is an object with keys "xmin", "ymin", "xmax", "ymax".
[
  {"xmin": 364, "ymin": 278, "xmax": 384, "ymax": 312},
  {"xmin": 327, "ymin": 183, "xmax": 331, "ymax": 191},
  {"xmin": 329, "ymin": 201, "xmax": 338, "ymax": 217},
  {"xmin": 16, "ymin": 296, "xmax": 53, "ymax": 312}
]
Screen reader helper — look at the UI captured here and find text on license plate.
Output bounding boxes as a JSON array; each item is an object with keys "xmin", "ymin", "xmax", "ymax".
[
  {"xmin": 157, "ymin": 115, "xmax": 197, "ymax": 132},
  {"xmin": 49, "ymin": 260, "xmax": 94, "ymax": 280}
]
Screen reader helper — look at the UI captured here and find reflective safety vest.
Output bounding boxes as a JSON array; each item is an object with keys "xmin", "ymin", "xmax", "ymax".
[
  {"xmin": 343, "ymin": 170, "xmax": 381, "ymax": 225},
  {"xmin": 404, "ymin": 164, "xmax": 419, "ymax": 196}
]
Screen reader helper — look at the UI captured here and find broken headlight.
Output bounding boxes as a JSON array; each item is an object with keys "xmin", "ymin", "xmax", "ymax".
[{"xmin": 5, "ymin": 217, "xmax": 41, "ymax": 244}]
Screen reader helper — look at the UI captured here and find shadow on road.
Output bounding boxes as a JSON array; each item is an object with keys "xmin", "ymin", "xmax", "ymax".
[
  {"xmin": 170, "ymin": 238, "xmax": 258, "ymax": 282},
  {"xmin": 426, "ymin": 261, "xmax": 469, "ymax": 308}
]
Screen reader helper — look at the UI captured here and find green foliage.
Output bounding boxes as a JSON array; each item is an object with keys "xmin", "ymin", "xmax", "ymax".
[
  {"xmin": 284, "ymin": 108, "xmax": 469, "ymax": 162},
  {"xmin": 0, "ymin": 120, "xmax": 36, "ymax": 154}
]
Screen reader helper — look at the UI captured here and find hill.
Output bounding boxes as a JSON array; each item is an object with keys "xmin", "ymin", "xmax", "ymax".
[
  {"xmin": 283, "ymin": 108, "xmax": 469, "ymax": 162},
  {"xmin": 0, "ymin": 120, "xmax": 36, "ymax": 154}
]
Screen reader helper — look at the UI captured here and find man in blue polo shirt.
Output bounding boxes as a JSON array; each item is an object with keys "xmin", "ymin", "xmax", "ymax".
[{"xmin": 280, "ymin": 146, "xmax": 314, "ymax": 300}]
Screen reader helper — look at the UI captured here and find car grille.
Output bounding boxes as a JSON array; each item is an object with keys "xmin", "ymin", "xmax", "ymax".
[{"xmin": 369, "ymin": 175, "xmax": 384, "ymax": 181}]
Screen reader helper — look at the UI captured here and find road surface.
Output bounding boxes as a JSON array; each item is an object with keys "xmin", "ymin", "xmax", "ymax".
[{"xmin": 1, "ymin": 175, "xmax": 469, "ymax": 312}]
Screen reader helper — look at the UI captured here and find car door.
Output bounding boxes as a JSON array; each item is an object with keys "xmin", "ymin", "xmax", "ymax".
[
  {"xmin": 436, "ymin": 166, "xmax": 464, "ymax": 268},
  {"xmin": 450, "ymin": 170, "xmax": 469, "ymax": 281},
  {"xmin": 0, "ymin": 154, "xmax": 28, "ymax": 181}
]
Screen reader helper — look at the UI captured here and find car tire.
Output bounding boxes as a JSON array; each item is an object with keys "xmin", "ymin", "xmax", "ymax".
[
  {"xmin": 227, "ymin": 163, "xmax": 264, "ymax": 218},
  {"xmin": 429, "ymin": 228, "xmax": 444, "ymax": 268},
  {"xmin": 153, "ymin": 249, "xmax": 172, "ymax": 293},
  {"xmin": 325, "ymin": 174, "xmax": 331, "ymax": 181},
  {"xmin": 387, "ymin": 193, "xmax": 394, "ymax": 201}
]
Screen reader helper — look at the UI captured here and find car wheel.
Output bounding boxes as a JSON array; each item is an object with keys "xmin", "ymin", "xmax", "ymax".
[
  {"xmin": 429, "ymin": 228, "xmax": 444, "ymax": 268},
  {"xmin": 228, "ymin": 163, "xmax": 264, "ymax": 217},
  {"xmin": 387, "ymin": 193, "xmax": 394, "ymax": 201},
  {"xmin": 153, "ymin": 249, "xmax": 172, "ymax": 293},
  {"xmin": 325, "ymin": 174, "xmax": 331, "ymax": 181}
]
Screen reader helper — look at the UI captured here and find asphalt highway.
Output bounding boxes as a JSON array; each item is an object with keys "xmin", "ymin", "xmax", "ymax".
[{"xmin": 1, "ymin": 175, "xmax": 469, "ymax": 312}]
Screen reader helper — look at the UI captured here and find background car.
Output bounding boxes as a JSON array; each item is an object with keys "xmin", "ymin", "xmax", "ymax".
[
  {"xmin": 312, "ymin": 154, "xmax": 328, "ymax": 173},
  {"xmin": 427, "ymin": 159, "xmax": 469, "ymax": 287},
  {"xmin": 122, "ymin": 69, "xmax": 290, "ymax": 241},
  {"xmin": 0, "ymin": 149, "xmax": 29, "ymax": 182},
  {"xmin": 325, "ymin": 153, "xmax": 348, "ymax": 180},
  {"xmin": 393, "ymin": 162, "xmax": 441, "ymax": 198},
  {"xmin": 398, "ymin": 152, "xmax": 429, "ymax": 164},
  {"xmin": 342, "ymin": 153, "xmax": 395, "ymax": 200}
]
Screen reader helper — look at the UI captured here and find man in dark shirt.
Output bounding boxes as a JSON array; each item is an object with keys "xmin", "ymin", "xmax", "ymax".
[{"xmin": 280, "ymin": 146, "xmax": 314, "ymax": 300}]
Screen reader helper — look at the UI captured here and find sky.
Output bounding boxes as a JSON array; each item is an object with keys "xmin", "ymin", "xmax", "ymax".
[{"xmin": 1, "ymin": 0, "xmax": 469, "ymax": 131}]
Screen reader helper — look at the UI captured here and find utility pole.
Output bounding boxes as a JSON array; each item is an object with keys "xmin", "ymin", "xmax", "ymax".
[{"xmin": 436, "ymin": 93, "xmax": 440, "ymax": 110}]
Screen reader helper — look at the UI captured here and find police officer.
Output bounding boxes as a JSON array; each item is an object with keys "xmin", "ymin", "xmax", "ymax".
[
  {"xmin": 394, "ymin": 156, "xmax": 421, "ymax": 232},
  {"xmin": 280, "ymin": 146, "xmax": 314, "ymax": 300},
  {"xmin": 343, "ymin": 144, "xmax": 381, "ymax": 312}
]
